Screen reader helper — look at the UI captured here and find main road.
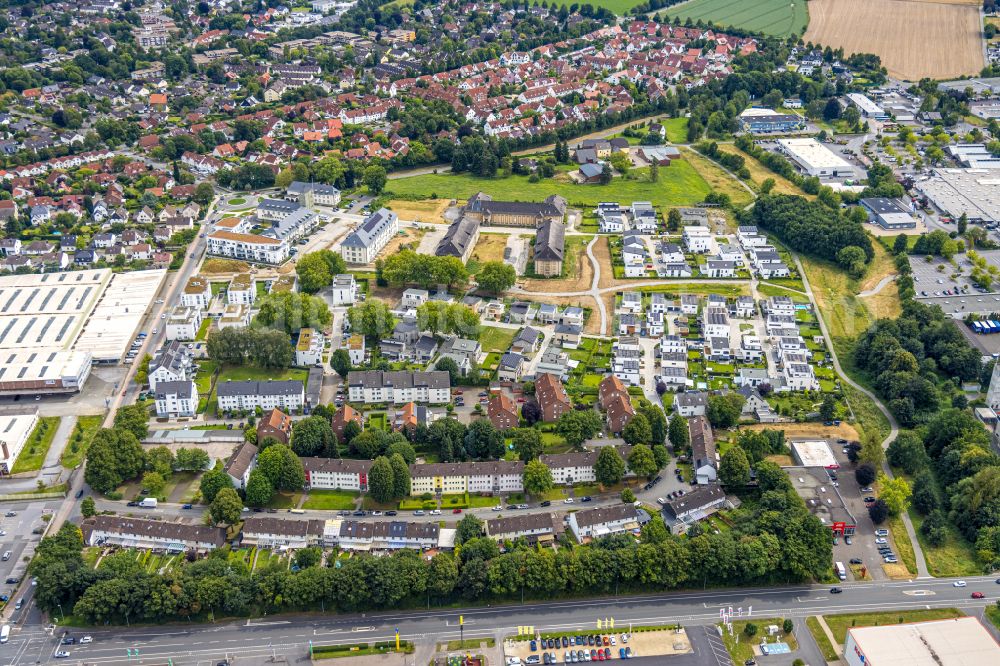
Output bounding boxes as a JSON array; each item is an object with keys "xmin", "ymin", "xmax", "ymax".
[{"xmin": 4, "ymin": 576, "xmax": 997, "ymax": 665}]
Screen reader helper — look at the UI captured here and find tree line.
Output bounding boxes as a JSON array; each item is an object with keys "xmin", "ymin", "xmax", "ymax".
[{"xmin": 42, "ymin": 456, "xmax": 829, "ymax": 625}]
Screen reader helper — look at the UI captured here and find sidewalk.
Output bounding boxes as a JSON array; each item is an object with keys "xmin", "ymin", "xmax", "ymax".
[{"xmin": 814, "ymin": 615, "xmax": 841, "ymax": 658}]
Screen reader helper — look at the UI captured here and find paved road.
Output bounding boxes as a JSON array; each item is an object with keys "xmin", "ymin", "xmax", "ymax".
[{"xmin": 5, "ymin": 576, "xmax": 997, "ymax": 665}]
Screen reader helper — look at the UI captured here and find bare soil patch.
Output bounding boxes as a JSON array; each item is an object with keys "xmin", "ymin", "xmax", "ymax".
[
  {"xmin": 804, "ymin": 0, "xmax": 984, "ymax": 80},
  {"xmin": 520, "ymin": 237, "xmax": 594, "ymax": 293},
  {"xmin": 742, "ymin": 422, "xmax": 861, "ymax": 441},
  {"xmin": 470, "ymin": 233, "xmax": 508, "ymax": 266},
  {"xmin": 382, "ymin": 227, "xmax": 426, "ymax": 258},
  {"xmin": 385, "ymin": 199, "xmax": 450, "ymax": 222}
]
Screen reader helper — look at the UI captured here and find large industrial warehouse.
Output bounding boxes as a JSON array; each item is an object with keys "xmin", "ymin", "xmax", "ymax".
[
  {"xmin": 0, "ymin": 268, "xmax": 166, "ymax": 394},
  {"xmin": 776, "ymin": 138, "xmax": 853, "ymax": 178},
  {"xmin": 843, "ymin": 617, "xmax": 1000, "ymax": 666},
  {"xmin": 915, "ymin": 168, "xmax": 1000, "ymax": 223}
]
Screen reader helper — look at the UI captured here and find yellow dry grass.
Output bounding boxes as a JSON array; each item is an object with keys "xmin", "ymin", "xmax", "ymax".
[
  {"xmin": 382, "ymin": 227, "xmax": 426, "ymax": 258},
  {"xmin": 520, "ymin": 237, "xmax": 594, "ymax": 293},
  {"xmin": 715, "ymin": 144, "xmax": 806, "ymax": 197},
  {"xmin": 469, "ymin": 233, "xmax": 508, "ymax": 265},
  {"xmin": 201, "ymin": 258, "xmax": 249, "ymax": 274},
  {"xmin": 804, "ymin": 0, "xmax": 984, "ymax": 80},
  {"xmin": 682, "ymin": 148, "xmax": 754, "ymax": 208},
  {"xmin": 384, "ymin": 199, "xmax": 450, "ymax": 222},
  {"xmin": 743, "ymin": 422, "xmax": 860, "ymax": 441}
]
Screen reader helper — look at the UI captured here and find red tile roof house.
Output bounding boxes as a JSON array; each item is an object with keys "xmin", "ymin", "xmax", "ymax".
[
  {"xmin": 257, "ymin": 407, "xmax": 292, "ymax": 445},
  {"xmin": 535, "ymin": 373, "xmax": 571, "ymax": 423},
  {"xmin": 330, "ymin": 404, "xmax": 362, "ymax": 442},
  {"xmin": 598, "ymin": 375, "xmax": 635, "ymax": 434},
  {"xmin": 488, "ymin": 392, "xmax": 519, "ymax": 430}
]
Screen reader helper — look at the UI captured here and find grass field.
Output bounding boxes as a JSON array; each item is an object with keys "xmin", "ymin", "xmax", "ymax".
[
  {"xmin": 217, "ymin": 366, "xmax": 308, "ymax": 384},
  {"xmin": 682, "ymin": 148, "xmax": 754, "ymax": 208},
  {"xmin": 662, "ymin": 0, "xmax": 809, "ymax": 37},
  {"xmin": 907, "ymin": 505, "xmax": 981, "ymax": 577},
  {"xmin": 467, "ymin": 233, "xmax": 509, "ymax": 274},
  {"xmin": 386, "ymin": 159, "xmax": 712, "ymax": 210},
  {"xmin": 715, "ymin": 144, "xmax": 806, "ymax": 197},
  {"xmin": 804, "ymin": 0, "xmax": 983, "ymax": 80},
  {"xmin": 60, "ymin": 414, "xmax": 103, "ymax": 469},
  {"xmin": 385, "ymin": 198, "xmax": 451, "ymax": 222},
  {"xmin": 480, "ymin": 326, "xmax": 518, "ymax": 353},
  {"xmin": 806, "ymin": 617, "xmax": 839, "ymax": 662},
  {"xmin": 720, "ymin": 618, "xmax": 797, "ymax": 664},
  {"xmin": 661, "ymin": 117, "xmax": 689, "ymax": 143},
  {"xmin": 823, "ymin": 608, "xmax": 964, "ymax": 643},
  {"xmin": 302, "ymin": 490, "xmax": 359, "ymax": 511},
  {"xmin": 12, "ymin": 416, "xmax": 61, "ymax": 474}
]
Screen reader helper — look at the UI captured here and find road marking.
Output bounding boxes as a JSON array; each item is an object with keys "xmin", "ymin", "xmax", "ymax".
[{"xmin": 903, "ymin": 590, "xmax": 935, "ymax": 596}]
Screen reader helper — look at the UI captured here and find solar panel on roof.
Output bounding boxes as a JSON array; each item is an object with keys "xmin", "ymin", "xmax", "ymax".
[
  {"xmin": 0, "ymin": 321, "xmax": 15, "ymax": 345},
  {"xmin": 20, "ymin": 288, "xmax": 40, "ymax": 312},
  {"xmin": 2, "ymin": 290, "xmax": 18, "ymax": 313},
  {"xmin": 39, "ymin": 366, "xmax": 48, "ymax": 376},
  {"xmin": 35, "ymin": 316, "xmax": 54, "ymax": 343},
  {"xmin": 17, "ymin": 367, "xmax": 26, "ymax": 378},
  {"xmin": 57, "ymin": 287, "xmax": 73, "ymax": 311},
  {"xmin": 75, "ymin": 286, "xmax": 92, "ymax": 310},
  {"xmin": 54, "ymin": 317, "xmax": 73, "ymax": 342},
  {"xmin": 15, "ymin": 317, "xmax": 36, "ymax": 344},
  {"xmin": 38, "ymin": 288, "xmax": 56, "ymax": 311}
]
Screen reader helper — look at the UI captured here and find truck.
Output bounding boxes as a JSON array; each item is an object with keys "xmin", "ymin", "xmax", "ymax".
[
  {"xmin": 138, "ymin": 498, "xmax": 157, "ymax": 509},
  {"xmin": 835, "ymin": 561, "xmax": 847, "ymax": 581}
]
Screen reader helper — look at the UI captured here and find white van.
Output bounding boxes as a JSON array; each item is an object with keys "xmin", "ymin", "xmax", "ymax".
[
  {"xmin": 1, "ymin": 625, "xmax": 10, "ymax": 643},
  {"xmin": 138, "ymin": 498, "xmax": 157, "ymax": 508}
]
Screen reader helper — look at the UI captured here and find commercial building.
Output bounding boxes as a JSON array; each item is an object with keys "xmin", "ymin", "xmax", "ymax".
[
  {"xmin": 860, "ymin": 198, "xmax": 917, "ymax": 230},
  {"xmin": 81, "ymin": 516, "xmax": 226, "ymax": 552},
  {"xmin": 346, "ymin": 370, "xmax": 451, "ymax": 404},
  {"xmin": 340, "ymin": 208, "xmax": 398, "ymax": 264},
  {"xmin": 0, "ymin": 411, "xmax": 39, "ymax": 474},
  {"xmin": 791, "ymin": 440, "xmax": 840, "ymax": 469},
  {"xmin": 915, "ymin": 169, "xmax": 1000, "ymax": 223},
  {"xmin": 846, "ymin": 93, "xmax": 888, "ymax": 120},
  {"xmin": 216, "ymin": 379, "xmax": 305, "ymax": 413},
  {"xmin": 945, "ymin": 144, "xmax": 1000, "ymax": 170},
  {"xmin": 787, "ymin": 466, "xmax": 856, "ymax": 535},
  {"xmin": 843, "ymin": 617, "xmax": 1000, "ymax": 666},
  {"xmin": 738, "ymin": 107, "xmax": 804, "ymax": 133},
  {"xmin": 776, "ymin": 138, "xmax": 853, "ymax": 178}
]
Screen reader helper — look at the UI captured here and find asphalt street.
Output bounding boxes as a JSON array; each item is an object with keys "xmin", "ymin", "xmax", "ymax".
[{"xmin": 2, "ymin": 576, "xmax": 997, "ymax": 665}]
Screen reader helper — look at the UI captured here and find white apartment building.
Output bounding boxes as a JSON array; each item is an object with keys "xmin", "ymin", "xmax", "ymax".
[
  {"xmin": 330, "ymin": 274, "xmax": 357, "ymax": 305},
  {"xmin": 165, "ymin": 305, "xmax": 203, "ymax": 342},
  {"xmin": 295, "ymin": 328, "xmax": 325, "ymax": 366},
  {"xmin": 181, "ymin": 276, "xmax": 212, "ymax": 309},
  {"xmin": 408, "ymin": 461, "xmax": 525, "ymax": 495},
  {"xmin": 216, "ymin": 380, "xmax": 305, "ymax": 413},
  {"xmin": 154, "ymin": 380, "xmax": 199, "ymax": 418},
  {"xmin": 682, "ymin": 225, "xmax": 712, "ymax": 253},
  {"xmin": 340, "ymin": 208, "xmax": 398, "ymax": 264},
  {"xmin": 346, "ymin": 370, "xmax": 451, "ymax": 404},
  {"xmin": 567, "ymin": 504, "xmax": 639, "ymax": 541}
]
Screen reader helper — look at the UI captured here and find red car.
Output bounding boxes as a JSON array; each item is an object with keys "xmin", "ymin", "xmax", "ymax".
[
  {"xmin": 452, "ymin": 508, "xmax": 463, "ymax": 514},
  {"xmin": 972, "ymin": 592, "xmax": 985, "ymax": 599}
]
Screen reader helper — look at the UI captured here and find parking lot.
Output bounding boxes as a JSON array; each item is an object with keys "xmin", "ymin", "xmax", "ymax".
[{"xmin": 0, "ymin": 500, "xmax": 62, "ymax": 598}]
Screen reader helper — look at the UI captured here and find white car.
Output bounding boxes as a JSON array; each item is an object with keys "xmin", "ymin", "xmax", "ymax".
[
  {"xmin": 79, "ymin": 637, "xmax": 92, "ymax": 645},
  {"xmin": 491, "ymin": 505, "xmax": 502, "ymax": 511},
  {"xmin": 656, "ymin": 497, "xmax": 667, "ymax": 505},
  {"xmin": 563, "ymin": 498, "xmax": 574, "ymax": 504},
  {"xmin": 875, "ymin": 538, "xmax": 887, "ymax": 544},
  {"xmin": 954, "ymin": 581, "xmax": 967, "ymax": 587},
  {"xmin": 429, "ymin": 510, "xmax": 441, "ymax": 515}
]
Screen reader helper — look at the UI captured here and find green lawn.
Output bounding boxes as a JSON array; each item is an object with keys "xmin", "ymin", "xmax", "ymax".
[
  {"xmin": 987, "ymin": 605, "xmax": 1000, "ymax": 631},
  {"xmin": 823, "ymin": 608, "xmax": 964, "ymax": 643},
  {"xmin": 663, "ymin": 0, "xmax": 810, "ymax": 37},
  {"xmin": 302, "ymin": 489, "xmax": 359, "ymax": 511},
  {"xmin": 480, "ymin": 326, "xmax": 518, "ymax": 353},
  {"xmin": 907, "ymin": 506, "xmax": 982, "ymax": 577},
  {"xmin": 805, "ymin": 617, "xmax": 839, "ymax": 662},
  {"xmin": 661, "ymin": 117, "xmax": 689, "ymax": 144},
  {"xmin": 387, "ymin": 159, "xmax": 711, "ymax": 210},
  {"xmin": 12, "ymin": 416, "xmax": 61, "ymax": 474},
  {"xmin": 572, "ymin": 0, "xmax": 647, "ymax": 13},
  {"xmin": 218, "ymin": 366, "xmax": 308, "ymax": 384},
  {"xmin": 267, "ymin": 491, "xmax": 301, "ymax": 510},
  {"xmin": 195, "ymin": 317, "xmax": 212, "ymax": 341},
  {"xmin": 60, "ymin": 414, "xmax": 103, "ymax": 469}
]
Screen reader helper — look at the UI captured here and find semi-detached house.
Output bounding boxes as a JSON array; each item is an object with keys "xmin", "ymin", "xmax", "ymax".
[
  {"xmin": 567, "ymin": 504, "xmax": 639, "ymax": 541},
  {"xmin": 241, "ymin": 516, "xmax": 325, "ymax": 549}
]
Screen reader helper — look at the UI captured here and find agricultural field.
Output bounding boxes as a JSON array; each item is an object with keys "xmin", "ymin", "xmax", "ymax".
[
  {"xmin": 661, "ymin": 0, "xmax": 809, "ymax": 37},
  {"xmin": 804, "ymin": 0, "xmax": 983, "ymax": 80}
]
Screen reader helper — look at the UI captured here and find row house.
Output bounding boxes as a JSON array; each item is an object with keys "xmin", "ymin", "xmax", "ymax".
[
  {"xmin": 409, "ymin": 460, "xmax": 525, "ymax": 496},
  {"xmin": 82, "ymin": 516, "xmax": 225, "ymax": 552}
]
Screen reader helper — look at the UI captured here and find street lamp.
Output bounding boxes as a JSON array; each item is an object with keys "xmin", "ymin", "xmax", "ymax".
[{"xmin": 56, "ymin": 602, "xmax": 64, "ymax": 624}]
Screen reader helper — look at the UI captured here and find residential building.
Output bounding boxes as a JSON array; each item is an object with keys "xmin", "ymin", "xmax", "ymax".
[
  {"xmin": 488, "ymin": 392, "xmax": 519, "ymax": 430},
  {"xmin": 409, "ymin": 460, "xmax": 525, "ymax": 495},
  {"xmin": 567, "ymin": 504, "xmax": 639, "ymax": 541},
  {"xmin": 535, "ymin": 372, "xmax": 571, "ymax": 422},
  {"xmin": 241, "ymin": 516, "xmax": 325, "ymax": 549},
  {"xmin": 541, "ymin": 446, "xmax": 632, "ymax": 485},
  {"xmin": 330, "ymin": 274, "xmax": 358, "ymax": 305},
  {"xmin": 216, "ymin": 380, "xmax": 305, "ymax": 413},
  {"xmin": 164, "ymin": 305, "xmax": 203, "ymax": 342},
  {"xmin": 673, "ymin": 391, "xmax": 707, "ymax": 416},
  {"xmin": 225, "ymin": 441, "xmax": 259, "ymax": 489},
  {"xmin": 148, "ymin": 341, "xmax": 195, "ymax": 390},
  {"xmin": 330, "ymin": 404, "xmax": 362, "ymax": 442},
  {"xmin": 340, "ymin": 208, "xmax": 398, "ymax": 264},
  {"xmin": 154, "ymin": 380, "xmax": 198, "ymax": 418},
  {"xmin": 498, "ymin": 352, "xmax": 525, "ymax": 382},
  {"xmin": 661, "ymin": 483, "xmax": 726, "ymax": 535},
  {"xmin": 286, "ymin": 181, "xmax": 341, "ymax": 206},
  {"xmin": 227, "ymin": 273, "xmax": 256, "ymax": 305},
  {"xmin": 181, "ymin": 276, "xmax": 212, "ymax": 309},
  {"xmin": 689, "ymin": 415, "xmax": 717, "ymax": 484},
  {"xmin": 598, "ymin": 375, "xmax": 634, "ymax": 434},
  {"xmin": 486, "ymin": 513, "xmax": 557, "ymax": 543},
  {"xmin": 81, "ymin": 516, "xmax": 226, "ymax": 552},
  {"xmin": 346, "ymin": 370, "xmax": 451, "ymax": 404},
  {"xmin": 332, "ymin": 520, "xmax": 442, "ymax": 551},
  {"xmin": 302, "ymin": 457, "xmax": 371, "ymax": 491},
  {"xmin": 463, "ymin": 192, "xmax": 566, "ymax": 227},
  {"xmin": 295, "ymin": 328, "xmax": 325, "ymax": 366},
  {"xmin": 435, "ymin": 215, "xmax": 481, "ymax": 264},
  {"xmin": 533, "ymin": 220, "xmax": 565, "ymax": 277},
  {"xmin": 257, "ymin": 408, "xmax": 292, "ymax": 445}
]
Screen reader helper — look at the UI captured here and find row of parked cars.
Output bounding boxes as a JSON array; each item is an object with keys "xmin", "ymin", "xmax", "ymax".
[{"xmin": 513, "ymin": 635, "xmax": 636, "ymax": 666}]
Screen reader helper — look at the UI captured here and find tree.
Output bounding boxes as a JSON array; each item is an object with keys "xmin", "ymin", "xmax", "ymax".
[
  {"xmin": 640, "ymin": 404, "xmax": 667, "ymax": 446},
  {"xmin": 641, "ymin": 515, "xmax": 669, "ymax": 543},
  {"xmin": 348, "ymin": 299, "xmax": 396, "ymax": 339},
  {"xmin": 868, "ymin": 498, "xmax": 889, "ymax": 524},
  {"xmin": 245, "ymin": 469, "xmax": 274, "ymax": 507},
  {"xmin": 621, "ymin": 488, "xmax": 635, "ymax": 504},
  {"xmin": 836, "ymin": 245, "xmax": 867, "ymax": 278},
  {"xmin": 256, "ymin": 445, "xmax": 305, "ymax": 491},
  {"xmin": 209, "ymin": 487, "xmax": 243, "ymax": 525},
  {"xmin": 194, "ymin": 182, "xmax": 215, "ymax": 206},
  {"xmin": 667, "ymin": 208, "xmax": 681, "ymax": 232},
  {"xmin": 255, "ymin": 292, "xmax": 331, "ymax": 336},
  {"xmin": 363, "ymin": 165, "xmax": 387, "ymax": 194},
  {"xmin": 199, "ymin": 466, "xmax": 234, "ymax": 503},
  {"xmin": 819, "ymin": 395, "xmax": 836, "ymax": 422},
  {"xmin": 886, "ymin": 431, "xmax": 929, "ymax": 475},
  {"xmin": 455, "ymin": 515, "xmax": 483, "ymax": 544},
  {"xmin": 389, "ymin": 453, "xmax": 410, "ymax": 499},
  {"xmin": 652, "ymin": 445, "xmax": 669, "ymax": 469},
  {"xmin": 368, "ymin": 456, "xmax": 395, "ymax": 504},
  {"xmin": 627, "ymin": 445, "xmax": 657, "ymax": 479},
  {"xmin": 342, "ymin": 420, "xmax": 362, "ymax": 446},
  {"xmin": 556, "ymin": 410, "xmax": 602, "ymax": 449},
  {"xmin": 622, "ymin": 414, "xmax": 652, "ymax": 445},
  {"xmin": 719, "ymin": 447, "xmax": 751, "ymax": 487},
  {"xmin": 783, "ymin": 619, "xmax": 794, "ymax": 634},
  {"xmin": 330, "ymin": 349, "xmax": 352, "ymax": 378},
  {"xmin": 877, "ymin": 473, "xmax": 911, "ymax": 516},
  {"xmin": 436, "ymin": 357, "xmax": 461, "ymax": 385},
  {"xmin": 80, "ymin": 497, "xmax": 96, "ymax": 518},
  {"xmin": 668, "ymin": 415, "xmax": 689, "ymax": 449},
  {"xmin": 296, "ymin": 252, "xmax": 334, "ymax": 294},
  {"xmin": 84, "ymin": 429, "xmax": 145, "ymax": 494},
  {"xmin": 706, "ymin": 394, "xmax": 743, "ymax": 429},
  {"xmin": 823, "ymin": 97, "xmax": 841, "ymax": 121},
  {"xmin": 146, "ymin": 446, "xmax": 174, "ymax": 477},
  {"xmin": 524, "ymin": 460, "xmax": 554, "ymax": 496},
  {"xmin": 294, "ymin": 547, "xmax": 322, "ymax": 569},
  {"xmin": 513, "ymin": 429, "xmax": 543, "ymax": 461},
  {"xmin": 855, "ymin": 463, "xmax": 876, "ymax": 488},
  {"xmin": 476, "ymin": 262, "xmax": 517, "ymax": 294},
  {"xmin": 291, "ymin": 416, "xmax": 335, "ymax": 457},
  {"xmin": 114, "ymin": 404, "xmax": 150, "ymax": 440},
  {"xmin": 175, "ymin": 448, "xmax": 210, "ymax": 471},
  {"xmin": 142, "ymin": 471, "xmax": 165, "ymax": 496},
  {"xmin": 521, "ymin": 400, "xmax": 541, "ymax": 426},
  {"xmin": 599, "ymin": 163, "xmax": 612, "ymax": 185},
  {"xmin": 594, "ymin": 447, "xmax": 625, "ymax": 486},
  {"xmin": 744, "ymin": 622, "xmax": 758, "ymax": 638},
  {"xmin": 464, "ymin": 420, "xmax": 504, "ymax": 459}
]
